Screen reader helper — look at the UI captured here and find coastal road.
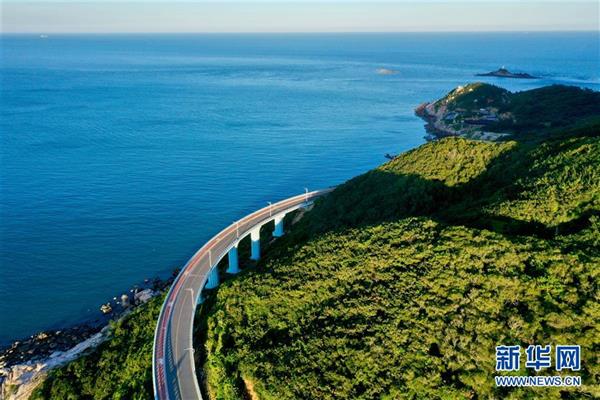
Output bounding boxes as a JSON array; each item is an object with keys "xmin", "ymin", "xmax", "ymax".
[{"xmin": 153, "ymin": 189, "xmax": 333, "ymax": 400}]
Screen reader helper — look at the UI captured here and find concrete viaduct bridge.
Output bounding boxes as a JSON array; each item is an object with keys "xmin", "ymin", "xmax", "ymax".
[{"xmin": 153, "ymin": 188, "xmax": 333, "ymax": 400}]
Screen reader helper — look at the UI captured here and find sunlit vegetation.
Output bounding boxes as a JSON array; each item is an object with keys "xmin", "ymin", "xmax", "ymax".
[
  {"xmin": 202, "ymin": 124, "xmax": 600, "ymax": 399},
  {"xmin": 437, "ymin": 82, "xmax": 510, "ymax": 112}
]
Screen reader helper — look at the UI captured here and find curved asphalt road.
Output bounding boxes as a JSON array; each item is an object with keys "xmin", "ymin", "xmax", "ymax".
[{"xmin": 153, "ymin": 189, "xmax": 333, "ymax": 400}]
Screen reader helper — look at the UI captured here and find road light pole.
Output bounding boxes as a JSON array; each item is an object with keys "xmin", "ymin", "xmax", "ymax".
[
  {"xmin": 268, "ymin": 201, "xmax": 272, "ymax": 217},
  {"xmin": 304, "ymin": 187, "xmax": 308, "ymax": 202}
]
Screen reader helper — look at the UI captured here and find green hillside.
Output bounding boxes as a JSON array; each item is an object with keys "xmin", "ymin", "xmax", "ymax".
[
  {"xmin": 498, "ymin": 85, "xmax": 600, "ymax": 134},
  {"xmin": 436, "ymin": 83, "xmax": 600, "ymax": 138},
  {"xmin": 202, "ymin": 130, "xmax": 600, "ymax": 399},
  {"xmin": 437, "ymin": 82, "xmax": 510, "ymax": 112}
]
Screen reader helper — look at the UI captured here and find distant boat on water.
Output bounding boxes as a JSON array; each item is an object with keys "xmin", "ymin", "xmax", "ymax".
[{"xmin": 40, "ymin": 34, "xmax": 48, "ymax": 39}]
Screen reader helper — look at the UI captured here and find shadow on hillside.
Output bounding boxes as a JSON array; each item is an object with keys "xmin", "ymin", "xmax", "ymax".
[
  {"xmin": 298, "ymin": 139, "xmax": 596, "ymax": 243},
  {"xmin": 193, "ymin": 135, "xmax": 599, "ymax": 398}
]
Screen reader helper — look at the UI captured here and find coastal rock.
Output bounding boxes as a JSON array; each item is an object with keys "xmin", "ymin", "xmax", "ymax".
[
  {"xmin": 134, "ymin": 288, "xmax": 155, "ymax": 304},
  {"xmin": 376, "ymin": 68, "xmax": 399, "ymax": 75},
  {"xmin": 0, "ymin": 275, "xmax": 172, "ymax": 399},
  {"xmin": 0, "ymin": 332, "xmax": 106, "ymax": 400},
  {"xmin": 121, "ymin": 294, "xmax": 130, "ymax": 308},
  {"xmin": 100, "ymin": 303, "xmax": 112, "ymax": 314},
  {"xmin": 415, "ymin": 101, "xmax": 461, "ymax": 138},
  {"xmin": 0, "ymin": 327, "xmax": 99, "ymax": 370}
]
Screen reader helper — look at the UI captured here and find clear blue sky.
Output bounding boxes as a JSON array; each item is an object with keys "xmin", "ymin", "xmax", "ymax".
[{"xmin": 2, "ymin": 1, "xmax": 599, "ymax": 33}]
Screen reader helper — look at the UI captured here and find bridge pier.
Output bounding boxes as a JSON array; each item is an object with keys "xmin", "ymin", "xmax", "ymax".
[
  {"xmin": 205, "ymin": 265, "xmax": 220, "ymax": 289},
  {"xmin": 273, "ymin": 214, "xmax": 285, "ymax": 237},
  {"xmin": 226, "ymin": 245, "xmax": 240, "ymax": 274},
  {"xmin": 250, "ymin": 227, "xmax": 261, "ymax": 260}
]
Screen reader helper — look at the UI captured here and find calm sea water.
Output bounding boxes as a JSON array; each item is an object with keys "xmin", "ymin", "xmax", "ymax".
[{"xmin": 1, "ymin": 33, "xmax": 599, "ymax": 345}]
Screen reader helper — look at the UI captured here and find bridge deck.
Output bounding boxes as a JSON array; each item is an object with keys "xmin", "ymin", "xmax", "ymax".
[{"xmin": 153, "ymin": 189, "xmax": 333, "ymax": 400}]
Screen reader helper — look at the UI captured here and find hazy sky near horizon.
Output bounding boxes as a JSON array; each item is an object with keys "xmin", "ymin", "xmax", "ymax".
[{"xmin": 2, "ymin": 1, "xmax": 599, "ymax": 33}]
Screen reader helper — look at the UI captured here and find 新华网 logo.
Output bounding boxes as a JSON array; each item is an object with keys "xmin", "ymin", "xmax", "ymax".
[{"xmin": 494, "ymin": 345, "xmax": 581, "ymax": 387}]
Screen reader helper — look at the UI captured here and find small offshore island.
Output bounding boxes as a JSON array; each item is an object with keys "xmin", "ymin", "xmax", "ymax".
[
  {"xmin": 3, "ymin": 83, "xmax": 599, "ymax": 400},
  {"xmin": 476, "ymin": 67, "xmax": 538, "ymax": 79}
]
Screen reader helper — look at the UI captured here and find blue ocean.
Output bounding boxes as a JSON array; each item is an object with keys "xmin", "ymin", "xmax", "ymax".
[{"xmin": 1, "ymin": 33, "xmax": 599, "ymax": 345}]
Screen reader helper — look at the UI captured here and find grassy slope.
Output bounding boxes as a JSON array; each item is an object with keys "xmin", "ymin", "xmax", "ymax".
[
  {"xmin": 203, "ymin": 132, "xmax": 600, "ymax": 399},
  {"xmin": 30, "ymin": 294, "xmax": 164, "ymax": 400}
]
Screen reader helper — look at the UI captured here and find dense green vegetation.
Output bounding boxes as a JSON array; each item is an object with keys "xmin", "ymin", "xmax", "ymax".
[
  {"xmin": 499, "ymin": 85, "xmax": 600, "ymax": 134},
  {"xmin": 30, "ymin": 294, "xmax": 164, "ymax": 400},
  {"xmin": 438, "ymin": 82, "xmax": 510, "ymax": 112},
  {"xmin": 202, "ymin": 125, "xmax": 599, "ymax": 399},
  {"xmin": 28, "ymin": 85, "xmax": 599, "ymax": 400},
  {"xmin": 440, "ymin": 82, "xmax": 600, "ymax": 138}
]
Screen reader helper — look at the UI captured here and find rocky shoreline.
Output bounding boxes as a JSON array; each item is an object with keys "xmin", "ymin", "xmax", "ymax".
[
  {"xmin": 0, "ymin": 272, "xmax": 176, "ymax": 399},
  {"xmin": 415, "ymin": 84, "xmax": 512, "ymax": 141},
  {"xmin": 415, "ymin": 102, "xmax": 458, "ymax": 139}
]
